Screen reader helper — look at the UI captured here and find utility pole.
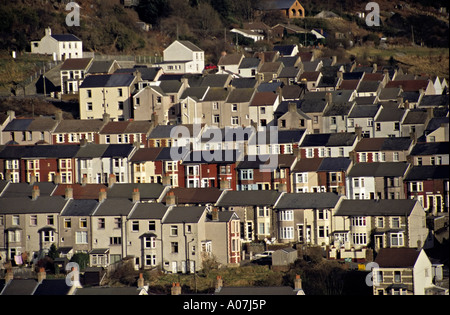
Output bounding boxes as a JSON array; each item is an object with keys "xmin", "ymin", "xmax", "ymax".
[{"xmin": 411, "ymin": 25, "xmax": 415, "ymax": 45}]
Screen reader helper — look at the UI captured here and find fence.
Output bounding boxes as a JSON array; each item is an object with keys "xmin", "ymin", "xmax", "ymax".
[{"xmin": 93, "ymin": 54, "xmax": 163, "ymax": 65}]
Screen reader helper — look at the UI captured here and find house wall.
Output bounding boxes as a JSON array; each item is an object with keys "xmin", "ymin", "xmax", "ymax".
[
  {"xmin": 79, "ymin": 84, "xmax": 136, "ymax": 121},
  {"xmin": 91, "ymin": 214, "xmax": 128, "ymax": 263},
  {"xmin": 58, "ymin": 215, "xmax": 92, "ymax": 253}
]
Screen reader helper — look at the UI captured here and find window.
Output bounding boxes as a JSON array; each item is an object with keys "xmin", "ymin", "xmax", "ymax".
[
  {"xmin": 375, "ymin": 123, "xmax": 381, "ymax": 131},
  {"xmin": 351, "ymin": 217, "xmax": 366, "ymax": 227},
  {"xmin": 148, "ymin": 220, "xmax": 156, "ymax": 231},
  {"xmin": 416, "ymin": 157, "xmax": 422, "ymax": 165},
  {"xmin": 318, "ymin": 226, "xmax": 328, "ymax": 238},
  {"xmin": 393, "ymin": 152, "xmax": 399, "ymax": 162},
  {"xmin": 76, "ymin": 231, "xmax": 88, "ymax": 244},
  {"xmin": 353, "ymin": 178, "xmax": 360, "ymax": 188},
  {"xmin": 231, "ymin": 116, "xmax": 239, "ymax": 125},
  {"xmin": 317, "ymin": 210, "xmax": 328, "ymax": 220},
  {"xmin": 87, "ymin": 90, "xmax": 92, "ymax": 98},
  {"xmin": 171, "ymin": 242, "xmax": 179, "ymax": 253},
  {"xmin": 280, "ymin": 227, "xmax": 294, "ymax": 239},
  {"xmin": 240, "ymin": 169, "xmax": 253, "ymax": 180},
  {"xmin": 145, "ymin": 254, "xmax": 157, "ymax": 266},
  {"xmin": 258, "ymin": 206, "xmax": 269, "ymax": 217},
  {"xmin": 306, "ymin": 148, "xmax": 313, "ymax": 158},
  {"xmin": 47, "ymin": 215, "xmax": 55, "ymax": 225},
  {"xmin": 296, "ymin": 173, "xmax": 308, "ymax": 183},
  {"xmin": 360, "ymin": 153, "xmax": 367, "ymax": 162},
  {"xmin": 118, "ymin": 101, "xmax": 124, "ymax": 110},
  {"xmin": 64, "ymin": 218, "xmax": 71, "ymax": 228},
  {"xmin": 118, "ymin": 88, "xmax": 123, "ymax": 97},
  {"xmin": 331, "ymin": 117, "xmax": 337, "ymax": 125},
  {"xmin": 352, "ymin": 233, "xmax": 367, "ymax": 245},
  {"xmin": 390, "ymin": 233, "xmax": 404, "ymax": 246},
  {"xmin": 170, "ymin": 225, "xmax": 178, "ymax": 236},
  {"xmin": 12, "ymin": 215, "xmax": 20, "ymax": 226},
  {"xmin": 212, "ymin": 102, "xmax": 219, "ymax": 110},
  {"xmin": 98, "ymin": 218, "xmax": 105, "ymax": 229},
  {"xmin": 132, "ymin": 221, "xmax": 139, "ymax": 232},
  {"xmin": 410, "ymin": 181, "xmax": 423, "ymax": 192},
  {"xmin": 231, "ymin": 104, "xmax": 237, "ymax": 112},
  {"xmin": 8, "ymin": 230, "xmax": 21, "ymax": 243},
  {"xmin": 144, "ymin": 236, "xmax": 156, "ymax": 249},
  {"xmin": 42, "ymin": 230, "xmax": 55, "ymax": 243},
  {"xmin": 80, "ymin": 218, "xmax": 87, "ymax": 228},
  {"xmin": 30, "ymin": 215, "xmax": 37, "ymax": 226},
  {"xmin": 394, "ymin": 122, "xmax": 400, "ymax": 131},
  {"xmin": 110, "ymin": 237, "xmax": 122, "ymax": 245},
  {"xmin": 391, "ymin": 217, "xmax": 401, "ymax": 228},
  {"xmin": 114, "ymin": 218, "xmax": 121, "ymax": 229},
  {"xmin": 280, "ymin": 210, "xmax": 293, "ymax": 221},
  {"xmin": 213, "ymin": 115, "xmax": 220, "ymax": 124},
  {"xmin": 86, "ymin": 102, "xmax": 93, "ymax": 111}
]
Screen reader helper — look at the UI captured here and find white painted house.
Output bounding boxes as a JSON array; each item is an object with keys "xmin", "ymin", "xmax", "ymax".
[
  {"xmin": 159, "ymin": 40, "xmax": 205, "ymax": 74},
  {"xmin": 31, "ymin": 27, "xmax": 83, "ymax": 61}
]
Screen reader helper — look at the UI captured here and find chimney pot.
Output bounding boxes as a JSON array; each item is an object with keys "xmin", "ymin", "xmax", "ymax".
[
  {"xmin": 108, "ymin": 174, "xmax": 116, "ymax": 187},
  {"xmin": 99, "ymin": 188, "xmax": 107, "ymax": 202},
  {"xmin": 166, "ymin": 190, "xmax": 177, "ymax": 206},
  {"xmin": 65, "ymin": 185, "xmax": 74, "ymax": 200},
  {"xmin": 138, "ymin": 273, "xmax": 145, "ymax": 288},
  {"xmin": 132, "ymin": 188, "xmax": 140, "ymax": 203},
  {"xmin": 171, "ymin": 282, "xmax": 182, "ymax": 295},
  {"xmin": 212, "ymin": 208, "xmax": 219, "ymax": 221},
  {"xmin": 294, "ymin": 274, "xmax": 302, "ymax": 290},
  {"xmin": 38, "ymin": 268, "xmax": 46, "ymax": 283}
]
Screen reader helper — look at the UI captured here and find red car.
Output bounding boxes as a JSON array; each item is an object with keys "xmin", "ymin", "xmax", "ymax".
[{"xmin": 204, "ymin": 64, "xmax": 217, "ymax": 70}]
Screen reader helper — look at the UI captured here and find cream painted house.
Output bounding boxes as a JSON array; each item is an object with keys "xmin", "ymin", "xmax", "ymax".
[
  {"xmin": 159, "ymin": 40, "xmax": 205, "ymax": 74},
  {"xmin": 31, "ymin": 27, "xmax": 83, "ymax": 61},
  {"xmin": 79, "ymin": 73, "xmax": 138, "ymax": 121}
]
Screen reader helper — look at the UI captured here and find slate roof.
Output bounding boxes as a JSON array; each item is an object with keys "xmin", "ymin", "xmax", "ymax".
[
  {"xmin": 375, "ymin": 106, "xmax": 406, "ymax": 122},
  {"xmin": 79, "ymin": 73, "xmax": 135, "ymax": 88},
  {"xmin": 226, "ymin": 88, "xmax": 255, "ymax": 103},
  {"xmin": 215, "ymin": 286, "xmax": 298, "ymax": 295},
  {"xmin": 163, "ymin": 187, "xmax": 224, "ymax": 205},
  {"xmin": 177, "ymin": 40, "xmax": 203, "ymax": 52},
  {"xmin": 273, "ymin": 45, "xmax": 297, "ymax": 56},
  {"xmin": 230, "ymin": 78, "xmax": 258, "ymax": 89},
  {"xmin": 238, "ymin": 57, "xmax": 261, "ymax": 69},
  {"xmin": 75, "ymin": 143, "xmax": 109, "ymax": 158},
  {"xmin": 0, "ymin": 145, "xmax": 80, "ymax": 159},
  {"xmin": 419, "ymin": 94, "xmax": 449, "ymax": 107},
  {"xmin": 301, "ymin": 133, "xmax": 357, "ymax": 147},
  {"xmin": 107, "ymin": 183, "xmax": 165, "ymax": 200},
  {"xmin": 348, "ymin": 104, "xmax": 380, "ymax": 118},
  {"xmin": 378, "ymin": 87, "xmax": 402, "ymax": 100},
  {"xmin": 386, "ymin": 79, "xmax": 430, "ymax": 92},
  {"xmin": 317, "ymin": 157, "xmax": 352, "ymax": 171},
  {"xmin": 74, "ymin": 287, "xmax": 143, "ymax": 295},
  {"xmin": 409, "ymin": 142, "xmax": 449, "ymax": 156},
  {"xmin": 0, "ymin": 196, "xmax": 68, "ymax": 214},
  {"xmin": 354, "ymin": 137, "xmax": 412, "ymax": 152},
  {"xmin": 51, "ymin": 34, "xmax": 81, "ymax": 42},
  {"xmin": 292, "ymin": 157, "xmax": 323, "ymax": 172},
  {"xmin": 4, "ymin": 118, "xmax": 33, "ymax": 131},
  {"xmin": 33, "ymin": 279, "xmax": 72, "ymax": 296},
  {"xmin": 202, "ymin": 87, "xmax": 230, "ymax": 102},
  {"xmin": 335, "ymin": 199, "xmax": 417, "ymax": 216},
  {"xmin": 216, "ymin": 190, "xmax": 282, "ymax": 207},
  {"xmin": 402, "ymin": 109, "xmax": 428, "ymax": 124},
  {"xmin": 275, "ymin": 192, "xmax": 341, "ymax": 209},
  {"xmin": 1, "ymin": 182, "xmax": 56, "ymax": 198},
  {"xmin": 163, "ymin": 206, "xmax": 206, "ymax": 223},
  {"xmin": 93, "ymin": 198, "xmax": 135, "ymax": 216},
  {"xmin": 218, "ymin": 53, "xmax": 244, "ymax": 66},
  {"xmin": 51, "ymin": 184, "xmax": 106, "ymax": 199},
  {"xmin": 101, "ymin": 144, "xmax": 135, "ymax": 158},
  {"xmin": 183, "ymin": 150, "xmax": 242, "ymax": 164},
  {"xmin": 60, "ymin": 58, "xmax": 93, "ymax": 70},
  {"xmin": 99, "ymin": 121, "xmax": 152, "ymax": 134},
  {"xmin": 128, "ymin": 202, "xmax": 168, "ymax": 220},
  {"xmin": 180, "ymin": 86, "xmax": 209, "ymax": 100},
  {"xmin": 404, "ymin": 165, "xmax": 449, "ymax": 180},
  {"xmin": 61, "ymin": 199, "xmax": 99, "ymax": 216},
  {"xmin": 375, "ymin": 248, "xmax": 421, "ymax": 268},
  {"xmin": 53, "ymin": 119, "xmax": 105, "ymax": 133},
  {"xmin": 130, "ymin": 147, "xmax": 163, "ymax": 162},
  {"xmin": 347, "ymin": 162, "xmax": 409, "ymax": 177},
  {"xmin": 0, "ymin": 279, "xmax": 38, "ymax": 295}
]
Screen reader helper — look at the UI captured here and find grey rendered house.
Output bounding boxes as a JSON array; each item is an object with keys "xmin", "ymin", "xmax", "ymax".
[
  {"xmin": 332, "ymin": 199, "xmax": 429, "ymax": 260},
  {"xmin": 347, "ymin": 104, "xmax": 381, "ymax": 138},
  {"xmin": 215, "ymin": 190, "xmax": 282, "ymax": 242},
  {"xmin": 273, "ymin": 192, "xmax": 344, "ymax": 245}
]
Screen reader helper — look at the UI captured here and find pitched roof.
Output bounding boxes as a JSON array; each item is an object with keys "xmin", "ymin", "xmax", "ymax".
[
  {"xmin": 348, "ymin": 104, "xmax": 380, "ymax": 118},
  {"xmin": 385, "ymin": 79, "xmax": 430, "ymax": 92},
  {"xmin": 317, "ymin": 157, "xmax": 352, "ymax": 171},
  {"xmin": 375, "ymin": 106, "xmax": 406, "ymax": 122},
  {"xmin": 54, "ymin": 119, "xmax": 105, "ymax": 133},
  {"xmin": 75, "ymin": 143, "xmax": 109, "ymax": 158},
  {"xmin": 347, "ymin": 162, "xmax": 409, "ymax": 177},
  {"xmin": 335, "ymin": 199, "xmax": 418, "ymax": 216},
  {"xmin": 299, "ymin": 71, "xmax": 320, "ymax": 81},
  {"xmin": 216, "ymin": 190, "xmax": 282, "ymax": 207},
  {"xmin": 218, "ymin": 53, "xmax": 244, "ymax": 66},
  {"xmin": 162, "ymin": 187, "xmax": 224, "ymax": 205},
  {"xmin": 60, "ymin": 199, "xmax": 99, "ymax": 216},
  {"xmin": 93, "ymin": 198, "xmax": 135, "ymax": 216},
  {"xmin": 354, "ymin": 137, "xmax": 413, "ymax": 152},
  {"xmin": 163, "ymin": 206, "xmax": 206, "ymax": 223},
  {"xmin": 60, "ymin": 58, "xmax": 93, "ymax": 70},
  {"xmin": 52, "ymin": 184, "xmax": 107, "ymax": 200},
  {"xmin": 292, "ymin": 157, "xmax": 323, "ymax": 172},
  {"xmin": 226, "ymin": 88, "xmax": 255, "ymax": 103},
  {"xmin": 409, "ymin": 142, "xmax": 449, "ymax": 156},
  {"xmin": 1, "ymin": 182, "xmax": 56, "ymax": 198},
  {"xmin": 101, "ymin": 144, "xmax": 135, "ymax": 158},
  {"xmin": 51, "ymin": 34, "xmax": 81, "ymax": 42},
  {"xmin": 33, "ymin": 279, "xmax": 72, "ymax": 296},
  {"xmin": 250, "ymin": 91, "xmax": 278, "ymax": 106},
  {"xmin": 79, "ymin": 73, "xmax": 135, "ymax": 88},
  {"xmin": 107, "ymin": 183, "xmax": 165, "ymax": 200},
  {"xmin": 0, "ymin": 196, "xmax": 68, "ymax": 214},
  {"xmin": 74, "ymin": 287, "xmax": 143, "ymax": 295},
  {"xmin": 128, "ymin": 203, "xmax": 168, "ymax": 220},
  {"xmin": 1, "ymin": 279, "xmax": 38, "ymax": 295},
  {"xmin": 301, "ymin": 133, "xmax": 357, "ymax": 147},
  {"xmin": 177, "ymin": 40, "xmax": 203, "ymax": 52},
  {"xmin": 275, "ymin": 192, "xmax": 341, "ymax": 209},
  {"xmin": 375, "ymin": 248, "xmax": 422, "ymax": 268},
  {"xmin": 130, "ymin": 147, "xmax": 163, "ymax": 162},
  {"xmin": 404, "ymin": 165, "xmax": 449, "ymax": 180},
  {"xmin": 0, "ymin": 145, "xmax": 80, "ymax": 159}
]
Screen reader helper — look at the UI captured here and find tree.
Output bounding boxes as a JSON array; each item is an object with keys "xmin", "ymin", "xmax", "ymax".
[
  {"xmin": 70, "ymin": 253, "xmax": 89, "ymax": 271},
  {"xmin": 47, "ymin": 244, "xmax": 59, "ymax": 260},
  {"xmin": 137, "ymin": 0, "xmax": 172, "ymax": 25}
]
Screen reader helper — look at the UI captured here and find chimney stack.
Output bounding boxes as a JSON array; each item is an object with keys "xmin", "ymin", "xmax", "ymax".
[
  {"xmin": 212, "ymin": 207, "xmax": 219, "ymax": 221},
  {"xmin": 54, "ymin": 172, "xmax": 61, "ymax": 185},
  {"xmin": 37, "ymin": 267, "xmax": 46, "ymax": 283},
  {"xmin": 99, "ymin": 188, "xmax": 107, "ymax": 202},
  {"xmin": 132, "ymin": 188, "xmax": 140, "ymax": 203},
  {"xmin": 55, "ymin": 109, "xmax": 63, "ymax": 122},
  {"xmin": 103, "ymin": 112, "xmax": 110, "ymax": 122},
  {"xmin": 171, "ymin": 282, "xmax": 182, "ymax": 295},
  {"xmin": 278, "ymin": 182, "xmax": 288, "ymax": 193},
  {"xmin": 325, "ymin": 92, "xmax": 333, "ymax": 106},
  {"xmin": 165, "ymin": 191, "xmax": 176, "ymax": 206},
  {"xmin": 220, "ymin": 179, "xmax": 230, "ymax": 190},
  {"xmin": 65, "ymin": 186, "xmax": 74, "ymax": 200},
  {"xmin": 32, "ymin": 185, "xmax": 40, "ymax": 200},
  {"xmin": 294, "ymin": 274, "xmax": 302, "ymax": 290},
  {"xmin": 288, "ymin": 102, "xmax": 297, "ymax": 113}
]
